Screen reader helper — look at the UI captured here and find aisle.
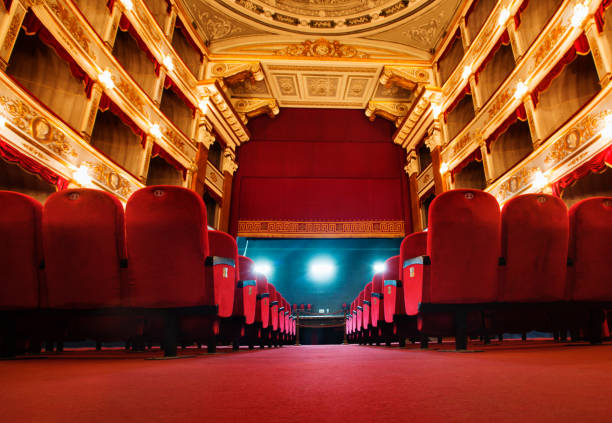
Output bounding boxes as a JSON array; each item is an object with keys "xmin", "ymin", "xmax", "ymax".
[{"xmin": 1, "ymin": 342, "xmax": 612, "ymax": 422}]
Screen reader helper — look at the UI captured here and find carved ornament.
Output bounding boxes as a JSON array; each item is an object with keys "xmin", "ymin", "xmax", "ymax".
[{"xmin": 274, "ymin": 39, "xmax": 369, "ymax": 58}]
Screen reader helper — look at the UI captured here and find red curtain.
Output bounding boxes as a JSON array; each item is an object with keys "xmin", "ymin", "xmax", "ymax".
[
  {"xmin": 513, "ymin": 0, "xmax": 530, "ymax": 28},
  {"xmin": 444, "ymin": 83, "xmax": 471, "ymax": 122},
  {"xmin": 484, "ymin": 104, "xmax": 527, "ymax": 152},
  {"xmin": 464, "ymin": 0, "xmax": 480, "ymax": 26},
  {"xmin": 3, "ymin": 0, "xmax": 12, "ymax": 11},
  {"xmin": 475, "ymin": 30, "xmax": 511, "ymax": 80},
  {"xmin": 438, "ymin": 29, "xmax": 462, "ymax": 63},
  {"xmin": 118, "ymin": 14, "xmax": 161, "ymax": 75},
  {"xmin": 0, "ymin": 138, "xmax": 70, "ymax": 190},
  {"xmin": 151, "ymin": 143, "xmax": 186, "ymax": 179},
  {"xmin": 22, "ymin": 12, "xmax": 94, "ymax": 98},
  {"xmin": 174, "ymin": 19, "xmax": 204, "ymax": 63},
  {"xmin": 98, "ymin": 93, "xmax": 146, "ymax": 142},
  {"xmin": 163, "ymin": 76, "xmax": 196, "ymax": 114},
  {"xmin": 596, "ymin": 0, "xmax": 612, "ymax": 32},
  {"xmin": 451, "ymin": 148, "xmax": 483, "ymax": 181},
  {"xmin": 552, "ymin": 145, "xmax": 612, "ymax": 196},
  {"xmin": 532, "ymin": 33, "xmax": 591, "ymax": 107}
]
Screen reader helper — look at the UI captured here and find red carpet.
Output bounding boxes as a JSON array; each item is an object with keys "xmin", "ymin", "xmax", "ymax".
[{"xmin": 1, "ymin": 342, "xmax": 612, "ymax": 422}]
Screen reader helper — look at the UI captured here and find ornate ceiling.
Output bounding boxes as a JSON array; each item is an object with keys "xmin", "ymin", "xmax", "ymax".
[{"xmin": 179, "ymin": 0, "xmax": 460, "ymax": 113}]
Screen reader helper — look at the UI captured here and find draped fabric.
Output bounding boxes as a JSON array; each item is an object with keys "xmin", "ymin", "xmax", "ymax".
[
  {"xmin": 22, "ymin": 12, "xmax": 93, "ymax": 98},
  {"xmin": 438, "ymin": 29, "xmax": 462, "ymax": 63},
  {"xmin": 475, "ymin": 30, "xmax": 511, "ymax": 81},
  {"xmin": 163, "ymin": 76, "xmax": 196, "ymax": 113},
  {"xmin": 3, "ymin": 0, "xmax": 12, "ymax": 11},
  {"xmin": 444, "ymin": 84, "xmax": 471, "ymax": 122},
  {"xmin": 552, "ymin": 146, "xmax": 612, "ymax": 196},
  {"xmin": 173, "ymin": 19, "xmax": 203, "ymax": 63},
  {"xmin": 531, "ymin": 33, "xmax": 591, "ymax": 107},
  {"xmin": 118, "ymin": 14, "xmax": 161, "ymax": 75},
  {"xmin": 451, "ymin": 148, "xmax": 483, "ymax": 180},
  {"xmin": 98, "ymin": 93, "xmax": 146, "ymax": 142},
  {"xmin": 513, "ymin": 0, "xmax": 530, "ymax": 28},
  {"xmin": 595, "ymin": 0, "xmax": 612, "ymax": 32},
  {"xmin": 485, "ymin": 105, "xmax": 528, "ymax": 152},
  {"xmin": 151, "ymin": 143, "xmax": 186, "ymax": 179},
  {"xmin": 0, "ymin": 138, "xmax": 69, "ymax": 190}
]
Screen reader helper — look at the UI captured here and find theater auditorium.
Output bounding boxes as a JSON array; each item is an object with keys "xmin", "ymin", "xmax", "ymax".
[{"xmin": 1, "ymin": 0, "xmax": 612, "ymax": 421}]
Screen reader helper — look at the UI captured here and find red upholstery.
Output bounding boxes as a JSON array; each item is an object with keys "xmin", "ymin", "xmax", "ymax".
[
  {"xmin": 254, "ymin": 272, "xmax": 270, "ymax": 328},
  {"xmin": 284, "ymin": 299, "xmax": 290, "ymax": 334},
  {"xmin": 370, "ymin": 273, "xmax": 384, "ymax": 327},
  {"xmin": 208, "ymin": 231, "xmax": 238, "ymax": 318},
  {"xmin": 424, "ymin": 189, "xmax": 501, "ymax": 305},
  {"xmin": 268, "ymin": 284, "xmax": 279, "ymax": 330},
  {"xmin": 356, "ymin": 292, "xmax": 364, "ymax": 331},
  {"xmin": 233, "ymin": 255, "xmax": 256, "ymax": 324},
  {"xmin": 0, "ymin": 191, "xmax": 42, "ymax": 309},
  {"xmin": 568, "ymin": 197, "xmax": 612, "ymax": 301},
  {"xmin": 279, "ymin": 297, "xmax": 286, "ymax": 333},
  {"xmin": 350, "ymin": 300, "xmax": 356, "ymax": 333},
  {"xmin": 500, "ymin": 194, "xmax": 569, "ymax": 302},
  {"xmin": 383, "ymin": 255, "xmax": 405, "ymax": 323},
  {"xmin": 126, "ymin": 186, "xmax": 211, "ymax": 308},
  {"xmin": 43, "ymin": 189, "xmax": 126, "ymax": 308},
  {"xmin": 363, "ymin": 282, "xmax": 373, "ymax": 330},
  {"xmin": 400, "ymin": 232, "xmax": 428, "ymax": 315}
]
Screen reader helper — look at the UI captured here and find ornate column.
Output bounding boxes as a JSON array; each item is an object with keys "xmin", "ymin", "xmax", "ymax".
[
  {"xmin": 0, "ymin": 0, "xmax": 26, "ymax": 70},
  {"xmin": 523, "ymin": 95, "xmax": 545, "ymax": 149},
  {"xmin": 190, "ymin": 119, "xmax": 215, "ymax": 195},
  {"xmin": 459, "ymin": 16, "xmax": 470, "ymax": 50},
  {"xmin": 165, "ymin": 5, "xmax": 178, "ymax": 39},
  {"xmin": 479, "ymin": 138, "xmax": 494, "ymax": 186},
  {"xmin": 219, "ymin": 147, "xmax": 238, "ymax": 233},
  {"xmin": 585, "ymin": 17, "xmax": 612, "ymax": 87},
  {"xmin": 102, "ymin": 2, "xmax": 122, "ymax": 49},
  {"xmin": 404, "ymin": 150, "xmax": 422, "ymax": 232},
  {"xmin": 468, "ymin": 74, "xmax": 482, "ymax": 113},
  {"xmin": 137, "ymin": 134, "xmax": 155, "ymax": 183},
  {"xmin": 506, "ymin": 20, "xmax": 523, "ymax": 61},
  {"xmin": 78, "ymin": 82, "xmax": 104, "ymax": 141},
  {"xmin": 425, "ymin": 127, "xmax": 446, "ymax": 195}
]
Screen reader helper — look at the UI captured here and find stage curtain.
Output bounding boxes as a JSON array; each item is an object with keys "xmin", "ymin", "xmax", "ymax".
[
  {"xmin": 438, "ymin": 29, "xmax": 463, "ymax": 84},
  {"xmin": 151, "ymin": 143, "xmax": 186, "ymax": 179},
  {"xmin": 552, "ymin": 146, "xmax": 612, "ymax": 196},
  {"xmin": 451, "ymin": 148, "xmax": 483, "ymax": 181},
  {"xmin": 531, "ymin": 33, "xmax": 590, "ymax": 107},
  {"xmin": 118, "ymin": 14, "xmax": 161, "ymax": 76},
  {"xmin": 173, "ymin": 19, "xmax": 203, "ymax": 63},
  {"xmin": 163, "ymin": 76, "xmax": 196, "ymax": 113},
  {"xmin": 475, "ymin": 30, "xmax": 511, "ymax": 81},
  {"xmin": 98, "ymin": 93, "xmax": 146, "ymax": 142},
  {"xmin": 444, "ymin": 83, "xmax": 471, "ymax": 122},
  {"xmin": 0, "ymin": 137, "xmax": 69, "ymax": 190},
  {"xmin": 485, "ymin": 105, "xmax": 527, "ymax": 152}
]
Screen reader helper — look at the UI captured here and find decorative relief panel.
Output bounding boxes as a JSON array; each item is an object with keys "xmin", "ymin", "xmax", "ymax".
[
  {"xmin": 237, "ymin": 220, "xmax": 405, "ymax": 238},
  {"xmin": 205, "ymin": 161, "xmax": 224, "ymax": 194},
  {"xmin": 305, "ymin": 76, "xmax": 340, "ymax": 97},
  {"xmin": 274, "ymin": 39, "xmax": 369, "ymax": 58},
  {"xmin": 416, "ymin": 164, "xmax": 434, "ymax": 195}
]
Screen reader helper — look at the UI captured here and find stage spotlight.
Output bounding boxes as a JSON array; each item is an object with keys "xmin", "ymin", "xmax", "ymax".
[
  {"xmin": 308, "ymin": 257, "xmax": 336, "ymax": 282},
  {"xmin": 373, "ymin": 261, "xmax": 386, "ymax": 273},
  {"xmin": 254, "ymin": 261, "xmax": 273, "ymax": 277}
]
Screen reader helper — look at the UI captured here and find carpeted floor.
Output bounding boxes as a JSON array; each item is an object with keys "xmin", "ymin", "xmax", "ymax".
[{"xmin": 1, "ymin": 341, "xmax": 612, "ymax": 422}]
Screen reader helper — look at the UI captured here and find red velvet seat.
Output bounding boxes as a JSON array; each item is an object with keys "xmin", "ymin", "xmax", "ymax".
[
  {"xmin": 278, "ymin": 297, "xmax": 286, "ymax": 336},
  {"xmin": 363, "ymin": 282, "xmax": 372, "ymax": 331},
  {"xmin": 0, "ymin": 191, "xmax": 42, "ymax": 310},
  {"xmin": 208, "ymin": 231, "xmax": 238, "ymax": 318},
  {"xmin": 269, "ymin": 284, "xmax": 279, "ymax": 331},
  {"xmin": 403, "ymin": 189, "xmax": 501, "ymax": 349},
  {"xmin": 568, "ymin": 197, "xmax": 612, "ymax": 301},
  {"xmin": 370, "ymin": 273, "xmax": 384, "ymax": 328},
  {"xmin": 356, "ymin": 291, "xmax": 364, "ymax": 332},
  {"xmin": 255, "ymin": 273, "xmax": 270, "ymax": 328},
  {"xmin": 43, "ymin": 189, "xmax": 126, "ymax": 309},
  {"xmin": 383, "ymin": 255, "xmax": 405, "ymax": 323},
  {"xmin": 400, "ymin": 232, "xmax": 428, "ymax": 316},
  {"xmin": 125, "ymin": 186, "xmax": 216, "ymax": 355}
]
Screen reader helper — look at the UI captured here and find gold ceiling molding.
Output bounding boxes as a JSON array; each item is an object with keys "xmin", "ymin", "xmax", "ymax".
[
  {"xmin": 231, "ymin": 98, "xmax": 280, "ymax": 123},
  {"xmin": 209, "ymin": 62, "xmax": 265, "ymax": 86},
  {"xmin": 274, "ymin": 38, "xmax": 369, "ymax": 58},
  {"xmin": 365, "ymin": 100, "xmax": 411, "ymax": 126},
  {"xmin": 379, "ymin": 66, "xmax": 433, "ymax": 91}
]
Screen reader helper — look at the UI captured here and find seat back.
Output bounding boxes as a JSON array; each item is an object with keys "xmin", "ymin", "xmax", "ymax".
[
  {"xmin": 254, "ymin": 272, "xmax": 270, "ymax": 328},
  {"xmin": 284, "ymin": 299, "xmax": 290, "ymax": 334},
  {"xmin": 0, "ymin": 191, "xmax": 42, "ymax": 309},
  {"xmin": 278, "ymin": 296, "xmax": 286, "ymax": 333},
  {"xmin": 427, "ymin": 189, "xmax": 501, "ymax": 304},
  {"xmin": 234, "ymin": 255, "xmax": 257, "ymax": 323},
  {"xmin": 568, "ymin": 197, "xmax": 612, "ymax": 301},
  {"xmin": 400, "ymin": 232, "xmax": 428, "ymax": 315},
  {"xmin": 208, "ymin": 231, "xmax": 238, "ymax": 318},
  {"xmin": 43, "ymin": 189, "xmax": 125, "ymax": 309},
  {"xmin": 370, "ymin": 273, "xmax": 384, "ymax": 326},
  {"xmin": 383, "ymin": 255, "xmax": 405, "ymax": 322},
  {"xmin": 363, "ymin": 282, "xmax": 372, "ymax": 330},
  {"xmin": 501, "ymin": 194, "xmax": 568, "ymax": 302},
  {"xmin": 126, "ymin": 186, "xmax": 210, "ymax": 308},
  {"xmin": 268, "ymin": 283, "xmax": 279, "ymax": 330}
]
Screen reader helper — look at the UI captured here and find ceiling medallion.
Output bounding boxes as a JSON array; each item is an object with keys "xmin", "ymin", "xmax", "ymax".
[{"xmin": 274, "ymin": 38, "xmax": 369, "ymax": 58}]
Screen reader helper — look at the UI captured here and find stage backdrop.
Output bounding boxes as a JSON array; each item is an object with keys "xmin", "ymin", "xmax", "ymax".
[{"xmin": 229, "ymin": 108, "xmax": 411, "ymax": 238}]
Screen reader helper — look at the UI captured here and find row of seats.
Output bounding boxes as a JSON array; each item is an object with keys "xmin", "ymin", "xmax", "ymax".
[
  {"xmin": 0, "ymin": 187, "xmax": 296, "ymax": 357},
  {"xmin": 346, "ymin": 190, "xmax": 612, "ymax": 350}
]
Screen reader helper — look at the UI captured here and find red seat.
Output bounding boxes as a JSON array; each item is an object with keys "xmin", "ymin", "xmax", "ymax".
[
  {"xmin": 255, "ymin": 272, "xmax": 270, "ymax": 328},
  {"xmin": 0, "ymin": 191, "xmax": 42, "ymax": 310},
  {"xmin": 403, "ymin": 189, "xmax": 501, "ymax": 349},
  {"xmin": 568, "ymin": 197, "xmax": 612, "ymax": 301},
  {"xmin": 208, "ymin": 231, "xmax": 238, "ymax": 318},
  {"xmin": 363, "ymin": 282, "xmax": 372, "ymax": 330},
  {"xmin": 234, "ymin": 255, "xmax": 255, "ymax": 324},
  {"xmin": 278, "ymin": 296, "xmax": 286, "ymax": 335},
  {"xmin": 125, "ymin": 186, "xmax": 216, "ymax": 355},
  {"xmin": 43, "ymin": 189, "xmax": 126, "ymax": 309},
  {"xmin": 401, "ymin": 232, "xmax": 428, "ymax": 316},
  {"xmin": 268, "ymin": 284, "xmax": 279, "ymax": 331},
  {"xmin": 383, "ymin": 255, "xmax": 405, "ymax": 323},
  {"xmin": 370, "ymin": 273, "xmax": 384, "ymax": 327},
  {"xmin": 356, "ymin": 291, "xmax": 364, "ymax": 332}
]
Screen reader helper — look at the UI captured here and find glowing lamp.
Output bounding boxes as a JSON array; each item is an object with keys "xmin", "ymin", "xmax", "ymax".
[
  {"xmin": 373, "ymin": 262, "xmax": 386, "ymax": 273},
  {"xmin": 98, "ymin": 70, "xmax": 115, "ymax": 90},
  {"xmin": 498, "ymin": 8, "xmax": 510, "ymax": 27},
  {"xmin": 73, "ymin": 165, "xmax": 92, "ymax": 186},
  {"xmin": 150, "ymin": 123, "xmax": 162, "ymax": 139},
  {"xmin": 163, "ymin": 55, "xmax": 174, "ymax": 72},
  {"xmin": 514, "ymin": 80, "xmax": 528, "ymax": 100}
]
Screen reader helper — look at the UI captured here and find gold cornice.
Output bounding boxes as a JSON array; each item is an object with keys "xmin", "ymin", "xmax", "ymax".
[{"xmin": 237, "ymin": 220, "xmax": 405, "ymax": 238}]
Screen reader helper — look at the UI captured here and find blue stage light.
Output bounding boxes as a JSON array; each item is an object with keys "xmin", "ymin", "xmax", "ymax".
[{"xmin": 308, "ymin": 257, "xmax": 336, "ymax": 282}]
